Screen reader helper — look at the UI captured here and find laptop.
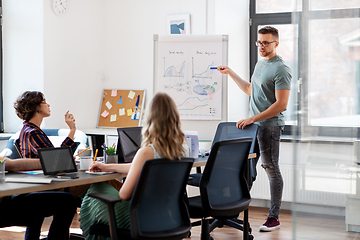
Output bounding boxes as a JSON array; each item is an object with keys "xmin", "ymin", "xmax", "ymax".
[
  {"xmin": 117, "ymin": 127, "xmax": 142, "ymax": 163},
  {"xmin": 38, "ymin": 146, "xmax": 78, "ymax": 177}
]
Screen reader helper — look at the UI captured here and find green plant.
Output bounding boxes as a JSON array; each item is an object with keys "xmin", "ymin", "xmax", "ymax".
[{"xmin": 106, "ymin": 146, "xmax": 117, "ymax": 155}]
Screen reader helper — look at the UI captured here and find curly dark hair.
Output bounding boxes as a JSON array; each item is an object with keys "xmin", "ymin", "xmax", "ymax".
[
  {"xmin": 14, "ymin": 91, "xmax": 45, "ymax": 121},
  {"xmin": 258, "ymin": 26, "xmax": 279, "ymax": 40}
]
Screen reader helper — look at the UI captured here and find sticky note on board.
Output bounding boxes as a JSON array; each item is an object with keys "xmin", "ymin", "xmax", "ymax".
[
  {"xmin": 110, "ymin": 114, "xmax": 117, "ymax": 122},
  {"xmin": 128, "ymin": 91, "xmax": 135, "ymax": 99},
  {"xmin": 105, "ymin": 101, "xmax": 112, "ymax": 110},
  {"xmin": 127, "ymin": 108, "xmax": 133, "ymax": 116},
  {"xmin": 101, "ymin": 110, "xmax": 109, "ymax": 118},
  {"xmin": 119, "ymin": 108, "xmax": 125, "ymax": 116},
  {"xmin": 111, "ymin": 89, "xmax": 117, "ymax": 97}
]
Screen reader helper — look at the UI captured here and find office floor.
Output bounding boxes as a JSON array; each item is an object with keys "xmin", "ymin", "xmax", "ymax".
[{"xmin": 0, "ymin": 206, "xmax": 359, "ymax": 240}]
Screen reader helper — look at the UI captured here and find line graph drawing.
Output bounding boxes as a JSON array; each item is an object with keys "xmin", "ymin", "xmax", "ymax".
[
  {"xmin": 163, "ymin": 57, "xmax": 185, "ymax": 77},
  {"xmin": 192, "ymin": 58, "xmax": 215, "ymax": 78},
  {"xmin": 177, "ymin": 97, "xmax": 209, "ymax": 111}
]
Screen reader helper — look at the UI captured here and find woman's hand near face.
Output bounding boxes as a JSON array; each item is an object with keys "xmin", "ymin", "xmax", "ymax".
[
  {"xmin": 65, "ymin": 110, "xmax": 76, "ymax": 130},
  {"xmin": 65, "ymin": 110, "xmax": 76, "ymax": 139}
]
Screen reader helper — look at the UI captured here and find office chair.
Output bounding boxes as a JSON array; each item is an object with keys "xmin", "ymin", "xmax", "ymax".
[
  {"xmin": 187, "ymin": 138, "xmax": 254, "ymax": 240},
  {"xmin": 1, "ymin": 129, "xmax": 89, "ymax": 159},
  {"xmin": 88, "ymin": 158, "xmax": 194, "ymax": 240},
  {"xmin": 188, "ymin": 122, "xmax": 259, "ymax": 189},
  {"xmin": 14, "ymin": 138, "xmax": 23, "ymax": 158}
]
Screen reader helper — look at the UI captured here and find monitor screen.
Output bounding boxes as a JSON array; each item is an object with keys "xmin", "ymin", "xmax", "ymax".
[
  {"xmin": 117, "ymin": 127, "xmax": 142, "ymax": 163},
  {"xmin": 38, "ymin": 146, "xmax": 77, "ymax": 175}
]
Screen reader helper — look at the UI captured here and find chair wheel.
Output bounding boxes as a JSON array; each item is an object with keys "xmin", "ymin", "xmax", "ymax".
[
  {"xmin": 187, "ymin": 231, "xmax": 191, "ymax": 238},
  {"xmin": 248, "ymin": 234, "xmax": 254, "ymax": 240}
]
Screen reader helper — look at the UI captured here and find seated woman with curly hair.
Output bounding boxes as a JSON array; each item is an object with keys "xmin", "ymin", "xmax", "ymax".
[{"xmin": 14, "ymin": 91, "xmax": 78, "ymax": 158}]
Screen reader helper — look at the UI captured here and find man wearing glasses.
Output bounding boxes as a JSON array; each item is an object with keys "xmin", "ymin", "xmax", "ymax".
[{"xmin": 217, "ymin": 26, "xmax": 291, "ymax": 232}]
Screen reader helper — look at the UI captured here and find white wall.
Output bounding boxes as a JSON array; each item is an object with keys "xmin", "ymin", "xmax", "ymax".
[
  {"xmin": 2, "ymin": 0, "xmax": 44, "ymax": 131},
  {"xmin": 2, "ymin": 0, "xmax": 250, "ymax": 138}
]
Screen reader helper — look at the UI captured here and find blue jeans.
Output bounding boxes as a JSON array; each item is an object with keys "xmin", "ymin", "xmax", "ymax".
[
  {"xmin": 256, "ymin": 125, "xmax": 284, "ymax": 219},
  {"xmin": 0, "ymin": 191, "xmax": 77, "ymax": 240}
]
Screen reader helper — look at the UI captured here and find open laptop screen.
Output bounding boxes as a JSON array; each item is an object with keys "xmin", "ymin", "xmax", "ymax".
[
  {"xmin": 38, "ymin": 146, "xmax": 77, "ymax": 175},
  {"xmin": 117, "ymin": 127, "xmax": 142, "ymax": 163}
]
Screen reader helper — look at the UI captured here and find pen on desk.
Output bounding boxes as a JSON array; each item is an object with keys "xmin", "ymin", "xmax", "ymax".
[
  {"xmin": 75, "ymin": 147, "xmax": 90, "ymax": 157},
  {"xmin": 93, "ymin": 149, "xmax": 98, "ymax": 165}
]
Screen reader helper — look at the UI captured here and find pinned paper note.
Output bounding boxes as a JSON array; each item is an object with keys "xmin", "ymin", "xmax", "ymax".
[
  {"xmin": 111, "ymin": 89, "xmax": 117, "ymax": 97},
  {"xmin": 128, "ymin": 91, "xmax": 135, "ymax": 99},
  {"xmin": 110, "ymin": 114, "xmax": 117, "ymax": 122},
  {"xmin": 119, "ymin": 108, "xmax": 125, "ymax": 116},
  {"xmin": 101, "ymin": 110, "xmax": 109, "ymax": 118},
  {"xmin": 127, "ymin": 108, "xmax": 133, "ymax": 116},
  {"xmin": 105, "ymin": 101, "xmax": 112, "ymax": 110}
]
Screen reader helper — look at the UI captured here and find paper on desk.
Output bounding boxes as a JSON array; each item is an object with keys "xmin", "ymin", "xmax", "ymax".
[
  {"xmin": 17, "ymin": 170, "xmax": 43, "ymax": 175},
  {"xmin": 5, "ymin": 177, "xmax": 52, "ymax": 184}
]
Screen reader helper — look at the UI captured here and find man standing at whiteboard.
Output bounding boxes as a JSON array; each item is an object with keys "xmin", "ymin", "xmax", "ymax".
[{"xmin": 217, "ymin": 26, "xmax": 291, "ymax": 232}]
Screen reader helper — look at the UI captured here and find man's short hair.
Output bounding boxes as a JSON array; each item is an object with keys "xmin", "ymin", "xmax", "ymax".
[{"xmin": 258, "ymin": 26, "xmax": 279, "ymax": 40}]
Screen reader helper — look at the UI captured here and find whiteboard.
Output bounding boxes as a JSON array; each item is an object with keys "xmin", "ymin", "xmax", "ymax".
[{"xmin": 154, "ymin": 35, "xmax": 228, "ymax": 140}]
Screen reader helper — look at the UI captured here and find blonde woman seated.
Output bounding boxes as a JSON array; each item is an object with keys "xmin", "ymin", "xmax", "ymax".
[{"xmin": 79, "ymin": 92, "xmax": 189, "ymax": 240}]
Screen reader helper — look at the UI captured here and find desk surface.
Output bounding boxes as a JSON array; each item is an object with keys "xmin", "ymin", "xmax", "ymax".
[
  {"xmin": 0, "ymin": 159, "xmax": 207, "ymax": 198},
  {"xmin": 0, "ymin": 171, "xmax": 124, "ymax": 198}
]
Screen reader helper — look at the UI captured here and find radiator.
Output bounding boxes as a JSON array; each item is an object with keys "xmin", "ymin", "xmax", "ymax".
[{"xmin": 250, "ymin": 164, "xmax": 353, "ymax": 207}]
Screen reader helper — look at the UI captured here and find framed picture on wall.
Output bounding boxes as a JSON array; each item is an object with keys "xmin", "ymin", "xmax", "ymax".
[{"xmin": 167, "ymin": 14, "xmax": 191, "ymax": 34}]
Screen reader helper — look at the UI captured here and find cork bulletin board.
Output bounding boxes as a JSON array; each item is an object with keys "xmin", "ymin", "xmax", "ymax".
[{"xmin": 97, "ymin": 89, "xmax": 146, "ymax": 128}]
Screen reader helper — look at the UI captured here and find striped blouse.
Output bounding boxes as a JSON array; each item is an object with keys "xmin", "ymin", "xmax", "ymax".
[{"xmin": 19, "ymin": 121, "xmax": 77, "ymax": 158}]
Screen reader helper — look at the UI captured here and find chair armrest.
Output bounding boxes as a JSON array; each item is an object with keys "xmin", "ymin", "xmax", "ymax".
[
  {"xmin": 187, "ymin": 173, "xmax": 202, "ymax": 187},
  {"xmin": 88, "ymin": 193, "xmax": 122, "ymax": 205},
  {"xmin": 88, "ymin": 193, "xmax": 123, "ymax": 240}
]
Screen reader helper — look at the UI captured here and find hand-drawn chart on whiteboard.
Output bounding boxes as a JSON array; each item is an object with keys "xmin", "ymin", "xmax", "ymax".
[{"xmin": 156, "ymin": 37, "xmax": 223, "ymax": 120}]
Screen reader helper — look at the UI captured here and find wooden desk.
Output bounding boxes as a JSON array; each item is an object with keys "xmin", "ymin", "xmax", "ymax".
[
  {"xmin": 192, "ymin": 153, "xmax": 256, "ymax": 169},
  {"xmin": 0, "ymin": 172, "xmax": 125, "ymax": 198}
]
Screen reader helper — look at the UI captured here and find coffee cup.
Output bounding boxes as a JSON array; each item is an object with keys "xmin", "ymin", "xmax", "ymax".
[{"xmin": 79, "ymin": 156, "xmax": 93, "ymax": 170}]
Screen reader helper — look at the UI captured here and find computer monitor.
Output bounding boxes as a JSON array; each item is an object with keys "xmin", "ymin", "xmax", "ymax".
[{"xmin": 117, "ymin": 127, "xmax": 142, "ymax": 163}]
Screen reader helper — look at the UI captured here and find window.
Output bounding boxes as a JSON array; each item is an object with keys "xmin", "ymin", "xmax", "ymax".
[
  {"xmin": 250, "ymin": 0, "xmax": 360, "ymax": 137},
  {"xmin": 0, "ymin": 0, "xmax": 3, "ymax": 133},
  {"xmin": 250, "ymin": 1, "xmax": 299, "ymax": 128}
]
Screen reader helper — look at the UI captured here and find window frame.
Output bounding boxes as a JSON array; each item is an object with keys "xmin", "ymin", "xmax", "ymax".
[
  {"xmin": 0, "ymin": 0, "xmax": 3, "ymax": 133},
  {"xmin": 249, "ymin": 0, "xmax": 360, "ymax": 138}
]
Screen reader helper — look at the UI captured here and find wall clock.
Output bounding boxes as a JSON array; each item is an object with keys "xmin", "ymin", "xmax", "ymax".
[{"xmin": 53, "ymin": 0, "xmax": 69, "ymax": 16}]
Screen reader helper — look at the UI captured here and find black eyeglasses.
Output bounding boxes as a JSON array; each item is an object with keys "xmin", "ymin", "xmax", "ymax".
[{"xmin": 255, "ymin": 41, "xmax": 277, "ymax": 47}]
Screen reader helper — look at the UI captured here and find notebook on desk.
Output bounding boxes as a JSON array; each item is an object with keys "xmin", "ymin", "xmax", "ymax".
[{"xmin": 38, "ymin": 146, "xmax": 78, "ymax": 176}]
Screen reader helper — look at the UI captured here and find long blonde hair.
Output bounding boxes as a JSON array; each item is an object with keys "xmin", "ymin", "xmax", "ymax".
[{"xmin": 141, "ymin": 92, "xmax": 186, "ymax": 159}]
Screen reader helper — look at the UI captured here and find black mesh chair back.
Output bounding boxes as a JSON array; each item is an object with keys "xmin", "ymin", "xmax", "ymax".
[
  {"xmin": 200, "ymin": 138, "xmax": 252, "ymax": 217},
  {"xmin": 89, "ymin": 158, "xmax": 194, "ymax": 240},
  {"xmin": 14, "ymin": 138, "xmax": 24, "ymax": 158},
  {"xmin": 130, "ymin": 158, "xmax": 193, "ymax": 239},
  {"xmin": 212, "ymin": 122, "xmax": 258, "ymax": 187}
]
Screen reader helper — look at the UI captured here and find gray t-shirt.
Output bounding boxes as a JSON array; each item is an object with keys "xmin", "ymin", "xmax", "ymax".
[{"xmin": 249, "ymin": 55, "xmax": 292, "ymax": 127}]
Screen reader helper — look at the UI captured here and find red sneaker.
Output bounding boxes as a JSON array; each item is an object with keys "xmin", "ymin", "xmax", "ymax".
[{"xmin": 259, "ymin": 217, "xmax": 280, "ymax": 232}]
